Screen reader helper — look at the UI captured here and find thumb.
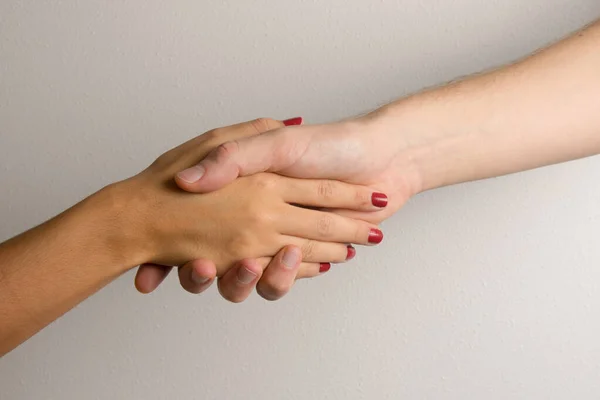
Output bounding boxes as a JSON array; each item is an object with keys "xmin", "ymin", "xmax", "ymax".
[{"xmin": 176, "ymin": 119, "xmax": 306, "ymax": 193}]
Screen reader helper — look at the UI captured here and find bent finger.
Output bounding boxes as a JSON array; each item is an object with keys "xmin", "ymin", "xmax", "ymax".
[
  {"xmin": 135, "ymin": 263, "xmax": 173, "ymax": 294},
  {"xmin": 177, "ymin": 259, "xmax": 217, "ymax": 295},
  {"xmin": 217, "ymin": 258, "xmax": 263, "ymax": 303}
]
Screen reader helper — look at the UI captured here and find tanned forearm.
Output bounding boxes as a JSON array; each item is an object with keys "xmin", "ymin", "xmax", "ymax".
[{"xmin": 0, "ymin": 184, "xmax": 145, "ymax": 355}]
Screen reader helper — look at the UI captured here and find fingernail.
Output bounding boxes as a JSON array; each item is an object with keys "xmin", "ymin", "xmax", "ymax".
[
  {"xmin": 319, "ymin": 263, "xmax": 331, "ymax": 273},
  {"xmin": 176, "ymin": 165, "xmax": 205, "ymax": 184},
  {"xmin": 371, "ymin": 192, "xmax": 388, "ymax": 208},
  {"xmin": 346, "ymin": 245, "xmax": 356, "ymax": 260},
  {"xmin": 368, "ymin": 229, "xmax": 384, "ymax": 244},
  {"xmin": 282, "ymin": 117, "xmax": 303, "ymax": 126},
  {"xmin": 282, "ymin": 247, "xmax": 301, "ymax": 269},
  {"xmin": 237, "ymin": 267, "xmax": 258, "ymax": 284},
  {"xmin": 191, "ymin": 269, "xmax": 210, "ymax": 284}
]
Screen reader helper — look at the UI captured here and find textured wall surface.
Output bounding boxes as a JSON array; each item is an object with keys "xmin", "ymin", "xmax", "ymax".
[{"xmin": 2, "ymin": 1, "xmax": 600, "ymax": 399}]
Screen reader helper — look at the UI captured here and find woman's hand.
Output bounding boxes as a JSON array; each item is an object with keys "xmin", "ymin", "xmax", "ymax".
[
  {"xmin": 173, "ymin": 115, "xmax": 420, "ymax": 225},
  {"xmin": 128, "ymin": 170, "xmax": 382, "ymax": 270}
]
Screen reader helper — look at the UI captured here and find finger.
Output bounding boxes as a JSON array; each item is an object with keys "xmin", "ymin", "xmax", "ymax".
[
  {"xmin": 255, "ymin": 257, "xmax": 333, "ymax": 279},
  {"xmin": 327, "ymin": 208, "xmax": 389, "ymax": 225},
  {"xmin": 175, "ymin": 117, "xmax": 290, "ymax": 191},
  {"xmin": 217, "ymin": 258, "xmax": 264, "ymax": 303},
  {"xmin": 282, "ymin": 179, "xmax": 388, "ymax": 211},
  {"xmin": 177, "ymin": 259, "xmax": 217, "ymax": 294},
  {"xmin": 255, "ymin": 246, "xmax": 303, "ymax": 301},
  {"xmin": 175, "ymin": 123, "xmax": 314, "ymax": 194},
  {"xmin": 168, "ymin": 117, "xmax": 287, "ymax": 171},
  {"xmin": 279, "ymin": 207, "xmax": 384, "ymax": 246},
  {"xmin": 135, "ymin": 263, "xmax": 173, "ymax": 294},
  {"xmin": 278, "ymin": 237, "xmax": 356, "ymax": 264}
]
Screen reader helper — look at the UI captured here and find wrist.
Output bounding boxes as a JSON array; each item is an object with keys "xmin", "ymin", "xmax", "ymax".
[
  {"xmin": 364, "ymin": 90, "xmax": 473, "ymax": 194},
  {"xmin": 83, "ymin": 179, "xmax": 152, "ymax": 272},
  {"xmin": 356, "ymin": 100, "xmax": 433, "ymax": 196}
]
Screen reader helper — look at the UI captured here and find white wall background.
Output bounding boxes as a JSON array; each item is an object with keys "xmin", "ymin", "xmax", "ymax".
[{"xmin": 1, "ymin": 1, "xmax": 600, "ymax": 399}]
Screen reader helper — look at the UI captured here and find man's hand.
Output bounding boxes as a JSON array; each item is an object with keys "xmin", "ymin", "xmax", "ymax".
[{"xmin": 175, "ymin": 115, "xmax": 421, "ymax": 224}]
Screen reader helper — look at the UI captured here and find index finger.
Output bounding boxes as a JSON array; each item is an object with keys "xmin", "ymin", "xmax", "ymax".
[
  {"xmin": 175, "ymin": 123, "xmax": 313, "ymax": 193},
  {"xmin": 171, "ymin": 117, "xmax": 287, "ymax": 172}
]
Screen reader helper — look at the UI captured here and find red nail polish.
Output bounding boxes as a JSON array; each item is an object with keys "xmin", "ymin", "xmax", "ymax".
[
  {"xmin": 319, "ymin": 263, "xmax": 331, "ymax": 273},
  {"xmin": 283, "ymin": 117, "xmax": 303, "ymax": 126},
  {"xmin": 346, "ymin": 246, "xmax": 356, "ymax": 260},
  {"xmin": 368, "ymin": 229, "xmax": 384, "ymax": 244},
  {"xmin": 371, "ymin": 192, "xmax": 388, "ymax": 208}
]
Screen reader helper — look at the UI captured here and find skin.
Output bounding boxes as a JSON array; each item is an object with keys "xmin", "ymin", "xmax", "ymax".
[
  {"xmin": 4, "ymin": 16, "xmax": 599, "ymax": 355},
  {"xmin": 154, "ymin": 19, "xmax": 600, "ymax": 301},
  {"xmin": 0, "ymin": 119, "xmax": 384, "ymax": 356}
]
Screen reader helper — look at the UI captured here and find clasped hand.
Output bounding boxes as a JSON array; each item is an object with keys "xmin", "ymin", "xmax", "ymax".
[{"xmin": 127, "ymin": 118, "xmax": 388, "ymax": 302}]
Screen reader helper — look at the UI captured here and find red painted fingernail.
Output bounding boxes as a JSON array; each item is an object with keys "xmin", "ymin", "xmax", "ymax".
[
  {"xmin": 283, "ymin": 117, "xmax": 303, "ymax": 126},
  {"xmin": 319, "ymin": 263, "xmax": 331, "ymax": 273},
  {"xmin": 368, "ymin": 229, "xmax": 384, "ymax": 244},
  {"xmin": 371, "ymin": 192, "xmax": 388, "ymax": 208},
  {"xmin": 346, "ymin": 245, "xmax": 356, "ymax": 260}
]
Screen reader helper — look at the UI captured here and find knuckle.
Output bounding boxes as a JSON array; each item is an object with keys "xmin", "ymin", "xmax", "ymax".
[
  {"xmin": 316, "ymin": 214, "xmax": 334, "ymax": 238},
  {"xmin": 148, "ymin": 156, "xmax": 166, "ymax": 171},
  {"xmin": 249, "ymin": 117, "xmax": 279, "ymax": 134},
  {"xmin": 355, "ymin": 188, "xmax": 371, "ymax": 207},
  {"xmin": 228, "ymin": 234, "xmax": 254, "ymax": 259},
  {"xmin": 150, "ymin": 149, "xmax": 176, "ymax": 170},
  {"xmin": 214, "ymin": 140, "xmax": 240, "ymax": 162},
  {"xmin": 317, "ymin": 181, "xmax": 336, "ymax": 201},
  {"xmin": 246, "ymin": 207, "xmax": 274, "ymax": 228},
  {"xmin": 301, "ymin": 240, "xmax": 316, "ymax": 259},
  {"xmin": 202, "ymin": 128, "xmax": 220, "ymax": 141},
  {"xmin": 249, "ymin": 173, "xmax": 278, "ymax": 190}
]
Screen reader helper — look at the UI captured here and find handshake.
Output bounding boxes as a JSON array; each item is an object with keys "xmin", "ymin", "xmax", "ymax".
[
  {"xmin": 0, "ymin": 107, "xmax": 423, "ymax": 355},
  {"xmin": 3, "ymin": 21, "xmax": 598, "ymax": 354},
  {"xmin": 128, "ymin": 115, "xmax": 415, "ymax": 303}
]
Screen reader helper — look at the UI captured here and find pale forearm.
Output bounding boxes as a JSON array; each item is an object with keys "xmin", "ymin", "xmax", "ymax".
[
  {"xmin": 0, "ymin": 184, "xmax": 143, "ymax": 355},
  {"xmin": 375, "ymin": 19, "xmax": 600, "ymax": 192}
]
